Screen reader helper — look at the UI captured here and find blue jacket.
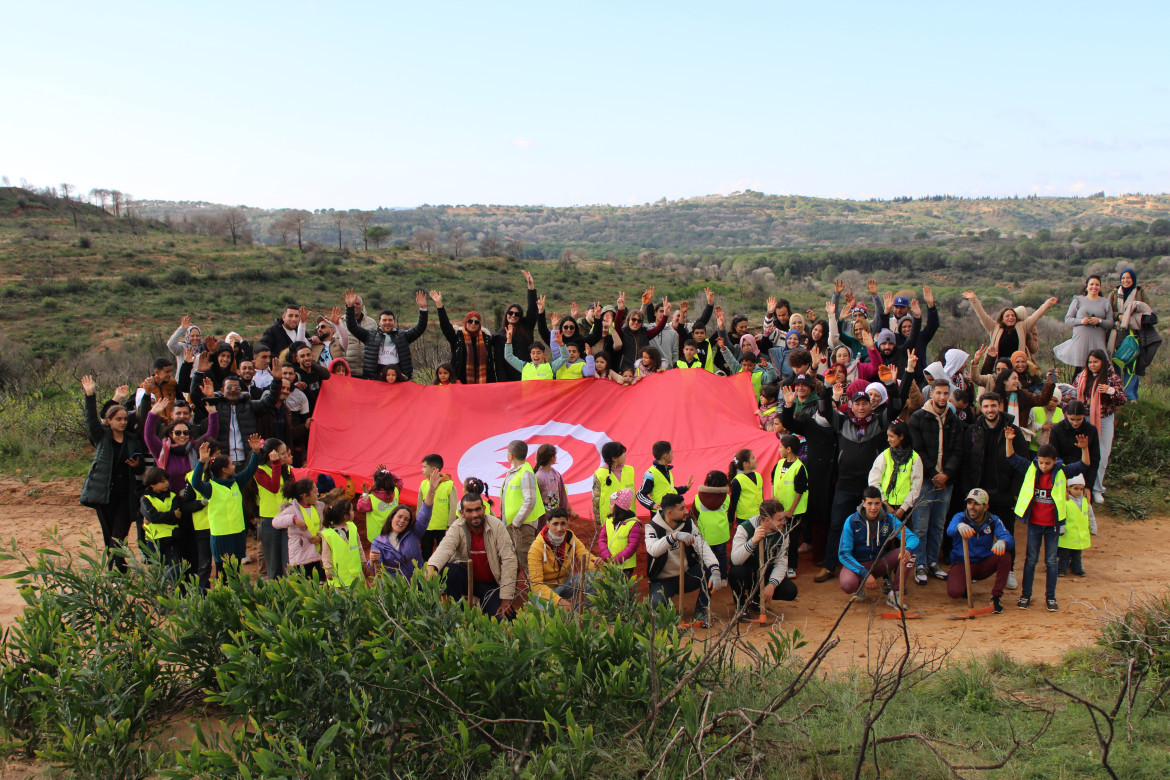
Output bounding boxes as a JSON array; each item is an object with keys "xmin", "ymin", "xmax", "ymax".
[
  {"xmin": 371, "ymin": 501, "xmax": 433, "ymax": 579},
  {"xmin": 946, "ymin": 511, "xmax": 1014, "ymax": 565},
  {"xmin": 839, "ymin": 506, "xmax": 919, "ymax": 577}
]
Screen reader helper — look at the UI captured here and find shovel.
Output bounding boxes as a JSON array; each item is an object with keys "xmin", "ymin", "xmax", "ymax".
[
  {"xmin": 881, "ymin": 526, "xmax": 922, "ymax": 620},
  {"xmin": 949, "ymin": 536, "xmax": 995, "ymax": 620}
]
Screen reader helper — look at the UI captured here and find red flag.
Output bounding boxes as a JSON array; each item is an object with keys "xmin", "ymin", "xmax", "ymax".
[{"xmin": 305, "ymin": 370, "xmax": 780, "ymax": 518}]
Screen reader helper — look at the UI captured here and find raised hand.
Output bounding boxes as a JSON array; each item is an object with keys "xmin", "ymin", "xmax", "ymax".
[
  {"xmin": 150, "ymin": 397, "xmax": 170, "ymax": 416},
  {"xmin": 1004, "ymin": 427, "xmax": 1016, "ymax": 441},
  {"xmin": 781, "ymin": 384, "xmax": 796, "ymax": 406},
  {"xmin": 1076, "ymin": 434, "xmax": 1090, "ymax": 450},
  {"xmin": 716, "ymin": 336, "xmax": 725, "ymax": 350},
  {"xmin": 551, "ymin": 311, "xmax": 561, "ymax": 325},
  {"xmin": 201, "ymin": 377, "xmax": 214, "ymax": 398},
  {"xmin": 810, "ymin": 345, "xmax": 824, "ymax": 366},
  {"xmin": 299, "ymin": 305, "xmax": 312, "ymax": 323},
  {"xmin": 826, "ymin": 300, "xmax": 836, "ymax": 317},
  {"xmin": 923, "ymin": 286, "xmax": 935, "ymax": 308},
  {"xmin": 705, "ymin": 286, "xmax": 715, "ymax": 305},
  {"xmin": 806, "ymin": 308, "xmax": 817, "ymax": 323},
  {"xmin": 766, "ymin": 296, "xmax": 777, "ymax": 314},
  {"xmin": 505, "ymin": 324, "xmax": 514, "ymax": 343},
  {"xmin": 537, "ymin": 295, "xmax": 546, "ymax": 314},
  {"xmin": 415, "ymin": 290, "xmax": 427, "ymax": 309},
  {"xmin": 679, "ymin": 299, "xmax": 689, "ymax": 314},
  {"xmin": 867, "ymin": 279, "xmax": 879, "ymax": 295},
  {"xmin": 910, "ymin": 298, "xmax": 922, "ymax": 318},
  {"xmin": 860, "ymin": 328, "xmax": 874, "ymax": 347},
  {"xmin": 113, "ymin": 385, "xmax": 129, "ymax": 403},
  {"xmin": 81, "ymin": 375, "xmax": 97, "ymax": 396},
  {"xmin": 660, "ymin": 296, "xmax": 670, "ymax": 317},
  {"xmin": 180, "ymin": 314, "xmax": 191, "ymax": 329},
  {"xmin": 987, "ymin": 344, "xmax": 998, "ymax": 358},
  {"xmin": 843, "ymin": 290, "xmax": 856, "ymax": 309},
  {"xmin": 203, "ymin": 335, "xmax": 218, "ymax": 353},
  {"xmin": 248, "ymin": 433, "xmax": 263, "ymax": 453},
  {"xmin": 198, "ymin": 441, "xmax": 212, "ymax": 463},
  {"xmin": 521, "ymin": 269, "xmax": 534, "ymax": 289},
  {"xmin": 428, "ymin": 289, "xmax": 442, "ymax": 307},
  {"xmin": 344, "ymin": 288, "xmax": 357, "ymax": 307},
  {"xmin": 834, "ymin": 277, "xmax": 845, "ymax": 295},
  {"xmin": 616, "ymin": 291, "xmax": 626, "ymax": 309},
  {"xmin": 882, "ymin": 291, "xmax": 895, "ymax": 314},
  {"xmin": 1047, "ymin": 296, "xmax": 1058, "ymax": 306},
  {"xmin": 640, "ymin": 288, "xmax": 653, "ymax": 306},
  {"xmin": 183, "ymin": 345, "xmax": 196, "ymax": 364},
  {"xmin": 569, "ymin": 301, "xmax": 579, "ymax": 319},
  {"xmin": 204, "ymin": 401, "xmax": 216, "ymax": 415},
  {"xmin": 907, "ymin": 352, "xmax": 918, "ymax": 372},
  {"xmin": 553, "ymin": 330, "xmax": 563, "ymax": 345}
]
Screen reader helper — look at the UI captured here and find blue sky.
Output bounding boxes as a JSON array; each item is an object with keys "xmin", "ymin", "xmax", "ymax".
[{"xmin": 3, "ymin": 1, "xmax": 1168, "ymax": 209}]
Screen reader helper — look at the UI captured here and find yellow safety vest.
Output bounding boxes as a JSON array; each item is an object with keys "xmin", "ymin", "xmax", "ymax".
[
  {"xmin": 1059, "ymin": 495, "xmax": 1091, "ymax": 551},
  {"xmin": 880, "ymin": 449, "xmax": 920, "ymax": 508},
  {"xmin": 647, "ymin": 464, "xmax": 678, "ymax": 508},
  {"xmin": 676, "ymin": 359, "xmax": 704, "ymax": 370},
  {"xmin": 207, "ymin": 480, "xmax": 245, "ymax": 537},
  {"xmin": 504, "ymin": 463, "xmax": 546, "ymax": 525},
  {"xmin": 748, "ymin": 370, "xmax": 763, "ymax": 400},
  {"xmin": 255, "ymin": 463, "xmax": 283, "ymax": 518},
  {"xmin": 363, "ymin": 488, "xmax": 400, "ymax": 541},
  {"xmin": 556, "ymin": 360, "xmax": 586, "ymax": 379},
  {"xmin": 604, "ymin": 516, "xmax": 638, "ymax": 569},
  {"xmin": 144, "ymin": 492, "xmax": 177, "ymax": 541},
  {"xmin": 772, "ymin": 459, "xmax": 809, "ymax": 515},
  {"xmin": 419, "ymin": 480, "xmax": 454, "ymax": 531},
  {"xmin": 1030, "ymin": 407, "xmax": 1065, "ymax": 451},
  {"xmin": 521, "ymin": 362, "xmax": 554, "ymax": 381},
  {"xmin": 594, "ymin": 465, "xmax": 637, "ymax": 526},
  {"xmin": 187, "ymin": 471, "xmax": 209, "ymax": 531},
  {"xmin": 302, "ymin": 504, "xmax": 321, "ymax": 541},
  {"xmin": 323, "ymin": 521, "xmax": 363, "ymax": 587},
  {"xmin": 733, "ymin": 472, "xmax": 763, "ymax": 521},
  {"xmin": 1014, "ymin": 464, "xmax": 1067, "ymax": 523},
  {"xmin": 694, "ymin": 495, "xmax": 731, "ymax": 546}
]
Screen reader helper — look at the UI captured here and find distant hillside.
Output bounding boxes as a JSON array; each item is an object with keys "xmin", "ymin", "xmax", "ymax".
[{"xmin": 130, "ymin": 190, "xmax": 1170, "ymax": 256}]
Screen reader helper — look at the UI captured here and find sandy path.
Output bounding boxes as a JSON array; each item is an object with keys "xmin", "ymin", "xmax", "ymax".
[{"xmin": 1, "ymin": 477, "xmax": 1166, "ymax": 671}]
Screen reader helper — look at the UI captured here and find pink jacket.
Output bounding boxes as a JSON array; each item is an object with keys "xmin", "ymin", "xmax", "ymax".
[
  {"xmin": 272, "ymin": 500, "xmax": 325, "ymax": 566},
  {"xmin": 596, "ymin": 518, "xmax": 643, "ymax": 565}
]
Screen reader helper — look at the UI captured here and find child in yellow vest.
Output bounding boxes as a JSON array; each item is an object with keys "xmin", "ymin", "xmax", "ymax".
[
  {"xmin": 273, "ymin": 478, "xmax": 326, "ymax": 580},
  {"xmin": 772, "ymin": 435, "xmax": 809, "ymax": 579},
  {"xmin": 693, "ymin": 471, "xmax": 732, "ymax": 575},
  {"xmin": 1058, "ymin": 474, "xmax": 1095, "ymax": 577},
  {"xmin": 356, "ymin": 466, "xmax": 402, "ymax": 543},
  {"xmin": 597, "ymin": 488, "xmax": 643, "ymax": 577},
  {"xmin": 140, "ymin": 466, "xmax": 199, "ymax": 583},
  {"xmin": 191, "ymin": 435, "xmax": 263, "ymax": 578},
  {"xmin": 416, "ymin": 454, "xmax": 456, "ymax": 557},
  {"xmin": 320, "ymin": 499, "xmax": 369, "ymax": 587},
  {"xmin": 503, "ymin": 326, "xmax": 564, "ymax": 380},
  {"xmin": 727, "ymin": 449, "xmax": 764, "ymax": 530}
]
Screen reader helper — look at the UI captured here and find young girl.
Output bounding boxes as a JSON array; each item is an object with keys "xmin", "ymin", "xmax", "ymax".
[
  {"xmin": 771, "ymin": 434, "xmax": 808, "ymax": 578},
  {"xmin": 593, "ymin": 352, "xmax": 629, "ymax": 384},
  {"xmin": 321, "ymin": 499, "xmax": 368, "ymax": 587},
  {"xmin": 727, "ymin": 449, "xmax": 764, "ymax": 529},
  {"xmin": 254, "ymin": 438, "xmax": 292, "ymax": 580},
  {"xmin": 327, "ymin": 358, "xmax": 351, "ymax": 377},
  {"xmin": 693, "ymin": 470, "xmax": 731, "ymax": 575},
  {"xmin": 434, "ymin": 362, "xmax": 457, "ymax": 386},
  {"xmin": 620, "ymin": 366, "xmax": 638, "ymax": 385},
  {"xmin": 596, "ymin": 488, "xmax": 642, "ymax": 577},
  {"xmin": 636, "ymin": 346, "xmax": 664, "ymax": 378},
  {"xmin": 592, "ymin": 441, "xmax": 637, "ymax": 527},
  {"xmin": 357, "ymin": 466, "xmax": 403, "ymax": 542},
  {"xmin": 1058, "ymin": 474, "xmax": 1095, "ymax": 577},
  {"xmin": 379, "ymin": 365, "xmax": 399, "ymax": 384},
  {"xmin": 369, "ymin": 503, "xmax": 430, "ymax": 579},
  {"xmin": 757, "ymin": 384, "xmax": 780, "ymax": 432},
  {"xmin": 273, "ymin": 478, "xmax": 325, "ymax": 580},
  {"xmin": 463, "ymin": 477, "xmax": 495, "ymax": 515},
  {"xmin": 535, "ymin": 443, "xmax": 571, "ymax": 527},
  {"xmin": 191, "ymin": 434, "xmax": 263, "ymax": 576},
  {"xmin": 1028, "ymin": 388, "xmax": 1064, "ymax": 452}
]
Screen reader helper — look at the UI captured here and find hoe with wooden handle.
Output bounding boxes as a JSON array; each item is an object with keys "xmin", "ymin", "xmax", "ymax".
[
  {"xmin": 949, "ymin": 535, "xmax": 995, "ymax": 620},
  {"xmin": 881, "ymin": 526, "xmax": 922, "ymax": 620}
]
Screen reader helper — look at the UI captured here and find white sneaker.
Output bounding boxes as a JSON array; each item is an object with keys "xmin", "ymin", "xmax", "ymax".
[
  {"xmin": 886, "ymin": 591, "xmax": 905, "ymax": 609},
  {"xmin": 1093, "ymin": 492, "xmax": 1105, "ymax": 504},
  {"xmin": 1006, "ymin": 571, "xmax": 1018, "ymax": 590}
]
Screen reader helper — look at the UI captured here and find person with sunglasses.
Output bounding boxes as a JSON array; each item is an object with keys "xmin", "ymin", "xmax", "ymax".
[
  {"xmin": 490, "ymin": 269, "xmax": 541, "ymax": 382},
  {"xmin": 617, "ymin": 290, "xmax": 669, "ymax": 372},
  {"xmin": 433, "ymin": 289, "xmax": 497, "ymax": 384}
]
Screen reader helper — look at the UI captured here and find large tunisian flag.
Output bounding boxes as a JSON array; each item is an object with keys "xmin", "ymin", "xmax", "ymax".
[{"xmin": 305, "ymin": 370, "xmax": 780, "ymax": 518}]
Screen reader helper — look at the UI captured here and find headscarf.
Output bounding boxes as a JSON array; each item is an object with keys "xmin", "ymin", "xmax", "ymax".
[
  {"xmin": 739, "ymin": 333, "xmax": 759, "ymax": 357},
  {"xmin": 864, "ymin": 382, "xmax": 889, "ymax": 406},
  {"xmin": 943, "ymin": 349, "xmax": 970, "ymax": 391},
  {"xmin": 1119, "ymin": 268, "xmax": 1138, "ymax": 303}
]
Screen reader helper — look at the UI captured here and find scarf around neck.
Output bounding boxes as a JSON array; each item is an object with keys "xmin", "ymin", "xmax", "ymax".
[{"xmin": 461, "ymin": 328, "xmax": 489, "ymax": 383}]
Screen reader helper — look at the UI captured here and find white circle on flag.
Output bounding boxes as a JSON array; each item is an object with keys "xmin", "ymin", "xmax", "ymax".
[{"xmin": 457, "ymin": 421, "xmax": 612, "ymax": 498}]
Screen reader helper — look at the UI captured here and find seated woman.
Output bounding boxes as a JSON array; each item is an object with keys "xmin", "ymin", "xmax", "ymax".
[{"xmin": 369, "ymin": 501, "xmax": 431, "ymax": 580}]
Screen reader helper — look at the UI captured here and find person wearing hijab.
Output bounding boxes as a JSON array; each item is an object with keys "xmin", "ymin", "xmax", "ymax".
[{"xmin": 1108, "ymin": 268, "xmax": 1160, "ymax": 400}]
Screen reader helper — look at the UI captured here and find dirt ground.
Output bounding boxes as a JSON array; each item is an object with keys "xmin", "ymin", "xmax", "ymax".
[{"xmin": 2, "ymin": 475, "xmax": 1168, "ymax": 674}]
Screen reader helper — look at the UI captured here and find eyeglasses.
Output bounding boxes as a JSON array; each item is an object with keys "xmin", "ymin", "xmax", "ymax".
[
  {"xmin": 506, "ymin": 311, "xmax": 521, "ymax": 318},
  {"xmin": 562, "ymin": 325, "xmax": 575, "ymax": 331},
  {"xmin": 629, "ymin": 318, "xmax": 642, "ymax": 324},
  {"xmin": 172, "ymin": 430, "xmax": 190, "ymax": 438},
  {"xmin": 466, "ymin": 319, "xmax": 480, "ymax": 324},
  {"xmin": 316, "ymin": 324, "xmax": 330, "ymax": 331}
]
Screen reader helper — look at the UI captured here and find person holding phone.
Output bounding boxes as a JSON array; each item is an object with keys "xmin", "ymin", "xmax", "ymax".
[{"xmin": 80, "ymin": 375, "xmax": 147, "ymax": 572}]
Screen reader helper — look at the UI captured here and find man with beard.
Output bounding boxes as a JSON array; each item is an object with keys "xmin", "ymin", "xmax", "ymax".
[
  {"xmin": 258, "ymin": 304, "xmax": 308, "ymax": 358},
  {"xmin": 426, "ymin": 493, "xmax": 518, "ymax": 619},
  {"xmin": 343, "ymin": 293, "xmax": 377, "ymax": 377},
  {"xmin": 945, "ymin": 488, "xmax": 1014, "ymax": 614},
  {"xmin": 908, "ymin": 379, "xmax": 965, "ymax": 585},
  {"xmin": 345, "ymin": 288, "xmax": 430, "ymax": 381},
  {"xmin": 527, "ymin": 508, "xmax": 601, "ymax": 611},
  {"xmin": 288, "ymin": 341, "xmax": 330, "ymax": 411},
  {"xmin": 962, "ymin": 391, "xmax": 1026, "ymax": 590}
]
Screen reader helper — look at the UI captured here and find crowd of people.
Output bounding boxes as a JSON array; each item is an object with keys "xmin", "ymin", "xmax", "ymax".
[{"xmin": 79, "ymin": 268, "xmax": 1160, "ymax": 621}]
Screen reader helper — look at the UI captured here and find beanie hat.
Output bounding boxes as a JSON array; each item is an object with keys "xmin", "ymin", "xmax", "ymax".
[
  {"xmin": 875, "ymin": 329, "xmax": 896, "ymax": 346},
  {"xmin": 1010, "ymin": 350, "xmax": 1027, "ymax": 363},
  {"xmin": 316, "ymin": 473, "xmax": 336, "ymax": 493},
  {"xmin": 1067, "ymin": 474, "xmax": 1086, "ymax": 487},
  {"xmin": 610, "ymin": 488, "xmax": 634, "ymax": 511}
]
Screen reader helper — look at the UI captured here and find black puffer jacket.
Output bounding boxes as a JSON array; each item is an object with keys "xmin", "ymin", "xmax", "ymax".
[
  {"xmin": 191, "ymin": 372, "xmax": 279, "ymax": 456},
  {"xmin": 346, "ymin": 306, "xmax": 428, "ymax": 381},
  {"xmin": 80, "ymin": 394, "xmax": 146, "ymax": 507}
]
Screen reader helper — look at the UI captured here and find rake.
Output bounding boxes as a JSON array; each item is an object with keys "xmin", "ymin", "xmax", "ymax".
[{"xmin": 949, "ymin": 536, "xmax": 995, "ymax": 620}]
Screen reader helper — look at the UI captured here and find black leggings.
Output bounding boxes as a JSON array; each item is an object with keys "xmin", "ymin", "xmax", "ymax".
[{"xmin": 95, "ymin": 498, "xmax": 135, "ymax": 572}]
